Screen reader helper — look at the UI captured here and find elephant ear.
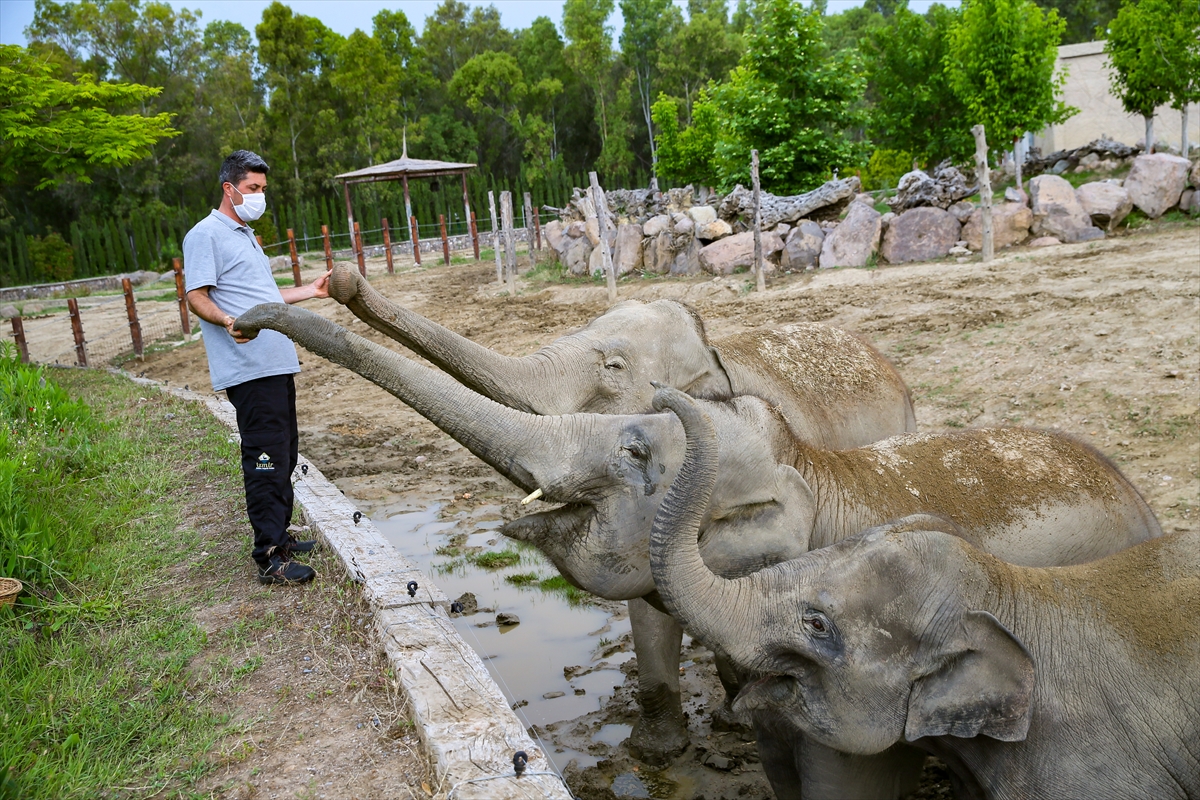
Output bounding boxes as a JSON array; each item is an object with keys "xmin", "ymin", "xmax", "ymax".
[
  {"xmin": 699, "ymin": 464, "xmax": 817, "ymax": 578},
  {"xmin": 904, "ymin": 610, "xmax": 1035, "ymax": 743}
]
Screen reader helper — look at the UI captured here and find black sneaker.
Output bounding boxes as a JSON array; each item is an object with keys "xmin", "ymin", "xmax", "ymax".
[
  {"xmin": 257, "ymin": 556, "xmax": 315, "ymax": 585},
  {"xmin": 286, "ymin": 527, "xmax": 319, "ymax": 553}
]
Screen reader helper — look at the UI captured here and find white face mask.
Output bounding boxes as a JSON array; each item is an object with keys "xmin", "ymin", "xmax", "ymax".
[{"xmin": 228, "ymin": 184, "xmax": 267, "ymax": 222}]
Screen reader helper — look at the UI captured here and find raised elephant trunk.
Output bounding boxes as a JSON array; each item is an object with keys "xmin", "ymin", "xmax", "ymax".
[
  {"xmin": 650, "ymin": 387, "xmax": 765, "ymax": 666},
  {"xmin": 235, "ymin": 303, "xmax": 594, "ymax": 496},
  {"xmin": 327, "ymin": 265, "xmax": 582, "ymax": 414}
]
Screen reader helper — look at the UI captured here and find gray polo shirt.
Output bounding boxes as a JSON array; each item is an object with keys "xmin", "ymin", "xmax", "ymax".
[{"xmin": 183, "ymin": 210, "xmax": 300, "ymax": 391}]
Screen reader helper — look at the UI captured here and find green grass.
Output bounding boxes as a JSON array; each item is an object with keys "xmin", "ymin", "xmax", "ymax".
[
  {"xmin": 503, "ymin": 571, "xmax": 595, "ymax": 606},
  {"xmin": 0, "ymin": 348, "xmax": 247, "ymax": 798},
  {"xmin": 468, "ymin": 548, "xmax": 522, "ymax": 569}
]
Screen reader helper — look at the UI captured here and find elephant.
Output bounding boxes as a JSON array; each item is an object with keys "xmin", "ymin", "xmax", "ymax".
[
  {"xmin": 234, "ymin": 304, "xmax": 1161, "ymax": 779},
  {"xmin": 647, "ymin": 389, "xmax": 1198, "ymax": 800}
]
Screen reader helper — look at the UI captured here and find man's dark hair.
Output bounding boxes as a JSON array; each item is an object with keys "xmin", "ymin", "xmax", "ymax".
[{"xmin": 219, "ymin": 150, "xmax": 270, "ymax": 187}]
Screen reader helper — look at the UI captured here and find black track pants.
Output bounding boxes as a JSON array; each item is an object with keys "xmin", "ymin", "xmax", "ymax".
[{"xmin": 225, "ymin": 374, "xmax": 299, "ymax": 567}]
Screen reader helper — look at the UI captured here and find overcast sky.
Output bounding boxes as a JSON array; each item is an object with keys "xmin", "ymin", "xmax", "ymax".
[{"xmin": 1, "ymin": 0, "xmax": 957, "ymax": 48}]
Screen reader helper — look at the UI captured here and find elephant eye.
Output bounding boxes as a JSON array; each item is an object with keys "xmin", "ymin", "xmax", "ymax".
[
  {"xmin": 803, "ymin": 610, "xmax": 832, "ymax": 638},
  {"xmin": 605, "ymin": 360, "xmax": 624, "ymax": 370}
]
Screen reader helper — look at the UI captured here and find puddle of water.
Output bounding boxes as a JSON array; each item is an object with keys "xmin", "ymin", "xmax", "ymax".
[
  {"xmin": 593, "ymin": 723, "xmax": 633, "ymax": 749},
  {"xmin": 366, "ymin": 500, "xmax": 632, "ymax": 774}
]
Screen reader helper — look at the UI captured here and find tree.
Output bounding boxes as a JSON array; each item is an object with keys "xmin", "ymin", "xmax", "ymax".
[
  {"xmin": 197, "ymin": 21, "xmax": 262, "ymax": 152},
  {"xmin": 945, "ymin": 0, "xmax": 1074, "ymax": 188},
  {"xmin": 619, "ymin": 0, "xmax": 680, "ymax": 168},
  {"xmin": 1105, "ymin": 0, "xmax": 1199, "ymax": 155},
  {"xmin": 0, "ymin": 44, "xmax": 177, "ymax": 190},
  {"xmin": 563, "ymin": 0, "xmax": 633, "ymax": 182},
  {"xmin": 706, "ymin": 0, "xmax": 867, "ymax": 192},
  {"xmin": 1032, "ymin": 0, "xmax": 1120, "ymax": 45},
  {"xmin": 652, "ymin": 91, "xmax": 721, "ymax": 187},
  {"xmin": 656, "ymin": 0, "xmax": 743, "ymax": 124},
  {"xmin": 861, "ymin": 4, "xmax": 971, "ymax": 163}
]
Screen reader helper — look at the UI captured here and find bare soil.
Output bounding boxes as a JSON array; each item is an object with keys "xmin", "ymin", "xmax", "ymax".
[{"xmin": 134, "ymin": 221, "xmax": 1199, "ymax": 800}]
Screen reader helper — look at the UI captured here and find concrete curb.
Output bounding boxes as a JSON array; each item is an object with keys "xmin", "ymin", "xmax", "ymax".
[{"xmin": 116, "ymin": 370, "xmax": 573, "ymax": 800}]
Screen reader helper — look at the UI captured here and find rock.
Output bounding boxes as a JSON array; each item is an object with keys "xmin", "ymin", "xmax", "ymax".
[
  {"xmin": 886, "ymin": 161, "xmax": 974, "ymax": 212},
  {"xmin": 879, "ymin": 212, "xmax": 895, "ymax": 231},
  {"xmin": 496, "ymin": 612, "xmax": 521, "ymax": 626},
  {"xmin": 719, "ymin": 177, "xmax": 860, "ymax": 226},
  {"xmin": 880, "ymin": 207, "xmax": 961, "ymax": 264},
  {"xmin": 1076, "ymin": 182, "xmax": 1133, "ymax": 230},
  {"xmin": 948, "ymin": 245, "xmax": 970, "ymax": 256},
  {"xmin": 1078, "ymin": 152, "xmax": 1101, "ymax": 170},
  {"xmin": 1029, "ymin": 236, "xmax": 1062, "ymax": 247},
  {"xmin": 566, "ymin": 220, "xmax": 587, "ymax": 239},
  {"xmin": 0, "ymin": 304, "xmax": 17, "ymax": 319},
  {"xmin": 962, "ymin": 203, "xmax": 1033, "ymax": 251},
  {"xmin": 1029, "ymin": 174, "xmax": 1105, "ymax": 242},
  {"xmin": 1004, "ymin": 187, "xmax": 1029, "ymax": 205},
  {"xmin": 1124, "ymin": 153, "xmax": 1191, "ymax": 218},
  {"xmin": 131, "ymin": 269, "xmax": 162, "ymax": 285},
  {"xmin": 564, "ymin": 237, "xmax": 592, "ymax": 276},
  {"xmin": 543, "ymin": 220, "xmax": 566, "ymax": 253},
  {"xmin": 672, "ymin": 214, "xmax": 695, "ymax": 236},
  {"xmin": 612, "ymin": 223, "xmax": 644, "ymax": 275},
  {"xmin": 1180, "ymin": 188, "xmax": 1197, "ymax": 215},
  {"xmin": 160, "ymin": 269, "xmax": 177, "ymax": 282},
  {"xmin": 819, "ymin": 201, "xmax": 882, "ymax": 268},
  {"xmin": 696, "ymin": 219, "xmax": 733, "ymax": 241},
  {"xmin": 703, "ymin": 753, "xmax": 734, "ymax": 771},
  {"xmin": 647, "ymin": 231, "xmax": 674, "ymax": 274},
  {"xmin": 584, "ymin": 217, "xmax": 601, "ymax": 246},
  {"xmin": 269, "ymin": 255, "xmax": 291, "ymax": 272},
  {"xmin": 772, "ymin": 222, "xmax": 791, "ymax": 237},
  {"xmin": 588, "ymin": 242, "xmax": 606, "ymax": 275},
  {"xmin": 948, "ymin": 201, "xmax": 975, "ymax": 223},
  {"xmin": 670, "ymin": 236, "xmax": 703, "ymax": 276},
  {"xmin": 687, "ymin": 205, "xmax": 717, "ymax": 225},
  {"xmin": 1050, "ymin": 159, "xmax": 1070, "ymax": 175},
  {"xmin": 1191, "ymin": 160, "xmax": 1200, "ymax": 188},
  {"xmin": 697, "ymin": 230, "xmax": 784, "ymax": 275},
  {"xmin": 642, "ymin": 214, "xmax": 670, "ymax": 238},
  {"xmin": 781, "ymin": 221, "xmax": 825, "ymax": 270},
  {"xmin": 854, "ymin": 192, "xmax": 876, "ymax": 207},
  {"xmin": 453, "ymin": 592, "xmax": 479, "ymax": 615},
  {"xmin": 542, "ymin": 691, "xmax": 564, "ymax": 699}
]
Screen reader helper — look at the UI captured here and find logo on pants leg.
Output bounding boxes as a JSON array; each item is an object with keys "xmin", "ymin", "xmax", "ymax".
[{"xmin": 256, "ymin": 452, "xmax": 275, "ymax": 471}]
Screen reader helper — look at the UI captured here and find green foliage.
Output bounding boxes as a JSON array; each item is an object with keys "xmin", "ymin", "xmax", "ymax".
[
  {"xmin": 0, "ymin": 44, "xmax": 178, "ymax": 190},
  {"xmin": 1105, "ymin": 0, "xmax": 1200, "ymax": 118},
  {"xmin": 707, "ymin": 0, "xmax": 867, "ymax": 192},
  {"xmin": 861, "ymin": 5, "xmax": 972, "ymax": 163},
  {"xmin": 652, "ymin": 92, "xmax": 721, "ymax": 187},
  {"xmin": 859, "ymin": 148, "xmax": 915, "ymax": 190},
  {"xmin": 26, "ymin": 231, "xmax": 75, "ymax": 282},
  {"xmin": 1032, "ymin": 0, "xmax": 1120, "ymax": 45},
  {"xmin": 655, "ymin": 0, "xmax": 742, "ymax": 124},
  {"xmin": 469, "ymin": 548, "xmax": 522, "ymax": 569},
  {"xmin": 945, "ymin": 0, "xmax": 1076, "ymax": 147}
]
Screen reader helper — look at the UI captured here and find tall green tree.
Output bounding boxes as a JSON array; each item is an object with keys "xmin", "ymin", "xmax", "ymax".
[
  {"xmin": 861, "ymin": 4, "xmax": 970, "ymax": 163},
  {"xmin": 1032, "ymin": 0, "xmax": 1120, "ymax": 44},
  {"xmin": 657, "ymin": 0, "xmax": 743, "ymax": 124},
  {"xmin": 945, "ymin": 0, "xmax": 1074, "ymax": 187},
  {"xmin": 563, "ymin": 0, "xmax": 633, "ymax": 181},
  {"xmin": 196, "ymin": 21, "xmax": 262, "ymax": 153},
  {"xmin": 1105, "ymin": 0, "xmax": 1199, "ymax": 154},
  {"xmin": 651, "ymin": 90, "xmax": 721, "ymax": 187},
  {"xmin": 0, "ymin": 43, "xmax": 178, "ymax": 191},
  {"xmin": 619, "ymin": 0, "xmax": 680, "ymax": 168}
]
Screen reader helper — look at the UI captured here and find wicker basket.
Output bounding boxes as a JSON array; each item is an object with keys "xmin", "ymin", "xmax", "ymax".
[{"xmin": 0, "ymin": 577, "xmax": 21, "ymax": 607}]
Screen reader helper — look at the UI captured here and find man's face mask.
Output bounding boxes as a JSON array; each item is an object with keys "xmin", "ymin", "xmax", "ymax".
[{"xmin": 228, "ymin": 183, "xmax": 266, "ymax": 222}]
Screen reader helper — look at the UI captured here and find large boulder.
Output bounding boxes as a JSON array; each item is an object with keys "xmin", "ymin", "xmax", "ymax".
[
  {"xmin": 880, "ymin": 207, "xmax": 961, "ymax": 264},
  {"xmin": 947, "ymin": 201, "xmax": 975, "ymax": 224},
  {"xmin": 564, "ymin": 237, "xmax": 592, "ymax": 276},
  {"xmin": 687, "ymin": 205, "xmax": 717, "ymax": 226},
  {"xmin": 818, "ymin": 202, "xmax": 882, "ymax": 268},
  {"xmin": 697, "ymin": 219, "xmax": 734, "ymax": 241},
  {"xmin": 643, "ymin": 214, "xmax": 670, "ymax": 238},
  {"xmin": 670, "ymin": 237, "xmax": 703, "ymax": 276},
  {"xmin": 269, "ymin": 255, "xmax": 292, "ymax": 272},
  {"xmin": 962, "ymin": 203, "xmax": 1033, "ymax": 251},
  {"xmin": 1075, "ymin": 182, "xmax": 1133, "ymax": 231},
  {"xmin": 886, "ymin": 162, "xmax": 973, "ymax": 212},
  {"xmin": 780, "ymin": 221, "xmax": 825, "ymax": 270},
  {"xmin": 584, "ymin": 217, "xmax": 602, "ymax": 246},
  {"xmin": 1029, "ymin": 174, "xmax": 1105, "ymax": 243},
  {"xmin": 612, "ymin": 223, "xmax": 644, "ymax": 275},
  {"xmin": 566, "ymin": 220, "xmax": 587, "ymax": 239},
  {"xmin": 697, "ymin": 230, "xmax": 784, "ymax": 275},
  {"xmin": 1191, "ymin": 159, "xmax": 1200, "ymax": 188},
  {"xmin": 543, "ymin": 219, "xmax": 566, "ymax": 253},
  {"xmin": 1124, "ymin": 153, "xmax": 1190, "ymax": 218},
  {"xmin": 646, "ymin": 231, "xmax": 674, "ymax": 274}
]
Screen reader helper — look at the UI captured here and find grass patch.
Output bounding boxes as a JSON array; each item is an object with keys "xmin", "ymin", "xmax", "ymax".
[
  {"xmin": 0, "ymin": 347, "xmax": 246, "ymax": 797},
  {"xmin": 503, "ymin": 572, "xmax": 595, "ymax": 606},
  {"xmin": 468, "ymin": 548, "xmax": 522, "ymax": 569}
]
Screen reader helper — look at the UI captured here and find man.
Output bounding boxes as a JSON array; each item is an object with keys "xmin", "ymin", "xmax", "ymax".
[{"xmin": 184, "ymin": 150, "xmax": 331, "ymax": 585}]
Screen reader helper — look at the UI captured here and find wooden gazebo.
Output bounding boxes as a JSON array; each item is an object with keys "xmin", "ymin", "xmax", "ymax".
[{"xmin": 335, "ymin": 139, "xmax": 477, "ymax": 264}]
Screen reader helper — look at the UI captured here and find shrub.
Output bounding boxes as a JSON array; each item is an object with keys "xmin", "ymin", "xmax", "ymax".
[
  {"xmin": 27, "ymin": 231, "xmax": 75, "ymax": 282},
  {"xmin": 860, "ymin": 149, "xmax": 916, "ymax": 191}
]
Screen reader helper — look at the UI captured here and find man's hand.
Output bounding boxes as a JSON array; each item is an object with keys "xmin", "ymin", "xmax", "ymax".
[
  {"xmin": 280, "ymin": 270, "xmax": 333, "ymax": 304},
  {"xmin": 224, "ymin": 315, "xmax": 251, "ymax": 344},
  {"xmin": 310, "ymin": 269, "xmax": 332, "ymax": 299}
]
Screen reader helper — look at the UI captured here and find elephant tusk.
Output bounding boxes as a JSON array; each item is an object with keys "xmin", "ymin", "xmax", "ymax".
[{"xmin": 520, "ymin": 488, "xmax": 544, "ymax": 505}]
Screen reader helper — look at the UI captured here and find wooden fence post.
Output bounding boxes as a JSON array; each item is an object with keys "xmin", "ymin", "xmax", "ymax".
[
  {"xmin": 172, "ymin": 257, "xmax": 190, "ymax": 338},
  {"xmin": 469, "ymin": 211, "xmax": 480, "ymax": 260},
  {"xmin": 287, "ymin": 228, "xmax": 302, "ymax": 286},
  {"xmin": 382, "ymin": 218, "xmax": 394, "ymax": 274},
  {"xmin": 588, "ymin": 172, "xmax": 618, "ymax": 304},
  {"xmin": 410, "ymin": 215, "xmax": 422, "ymax": 266},
  {"xmin": 533, "ymin": 209, "xmax": 542, "ymax": 251},
  {"xmin": 751, "ymin": 149, "xmax": 765, "ymax": 293},
  {"xmin": 322, "ymin": 225, "xmax": 334, "ymax": 271},
  {"xmin": 971, "ymin": 124, "xmax": 994, "ymax": 263},
  {"xmin": 500, "ymin": 191, "xmax": 517, "ymax": 295},
  {"xmin": 439, "ymin": 214, "xmax": 451, "ymax": 265},
  {"xmin": 522, "ymin": 193, "xmax": 534, "ymax": 251},
  {"xmin": 67, "ymin": 298, "xmax": 88, "ymax": 367},
  {"xmin": 489, "ymin": 192, "xmax": 502, "ymax": 284},
  {"xmin": 256, "ymin": 235, "xmax": 264, "ymax": 249},
  {"xmin": 10, "ymin": 317, "xmax": 29, "ymax": 364},
  {"xmin": 353, "ymin": 222, "xmax": 366, "ymax": 277},
  {"xmin": 122, "ymin": 277, "xmax": 143, "ymax": 358}
]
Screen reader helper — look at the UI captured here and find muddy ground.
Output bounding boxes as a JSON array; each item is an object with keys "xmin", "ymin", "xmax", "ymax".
[{"xmin": 134, "ymin": 221, "xmax": 1198, "ymax": 799}]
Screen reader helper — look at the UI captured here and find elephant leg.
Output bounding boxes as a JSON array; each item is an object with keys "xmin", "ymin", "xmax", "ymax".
[
  {"xmin": 800, "ymin": 739, "xmax": 927, "ymax": 800},
  {"xmin": 625, "ymin": 597, "xmax": 689, "ymax": 765},
  {"xmin": 711, "ymin": 653, "xmax": 752, "ymax": 731}
]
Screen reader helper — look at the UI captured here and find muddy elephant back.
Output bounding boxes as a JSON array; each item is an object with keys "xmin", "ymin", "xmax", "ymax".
[{"xmin": 713, "ymin": 323, "xmax": 915, "ymax": 449}]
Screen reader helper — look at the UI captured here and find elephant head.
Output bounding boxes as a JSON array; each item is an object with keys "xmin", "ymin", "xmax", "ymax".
[
  {"xmin": 649, "ymin": 386, "xmax": 1035, "ymax": 757},
  {"xmin": 327, "ymin": 264, "xmax": 733, "ymax": 415},
  {"xmin": 235, "ymin": 304, "xmax": 816, "ymax": 600}
]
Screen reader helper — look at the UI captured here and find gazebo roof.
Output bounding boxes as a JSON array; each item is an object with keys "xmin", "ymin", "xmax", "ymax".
[{"xmin": 335, "ymin": 155, "xmax": 476, "ymax": 184}]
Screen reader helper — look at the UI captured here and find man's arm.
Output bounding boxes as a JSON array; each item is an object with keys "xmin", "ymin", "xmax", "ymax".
[
  {"xmin": 187, "ymin": 286, "xmax": 250, "ymax": 343},
  {"xmin": 279, "ymin": 270, "xmax": 331, "ymax": 305}
]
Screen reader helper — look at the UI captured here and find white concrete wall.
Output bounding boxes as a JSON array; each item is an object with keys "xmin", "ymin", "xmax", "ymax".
[{"xmin": 1033, "ymin": 40, "xmax": 1199, "ymax": 153}]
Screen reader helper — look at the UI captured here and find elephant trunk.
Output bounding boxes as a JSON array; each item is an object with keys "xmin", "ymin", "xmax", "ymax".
[
  {"xmin": 327, "ymin": 265, "xmax": 583, "ymax": 414},
  {"xmin": 235, "ymin": 303, "xmax": 594, "ymax": 494},
  {"xmin": 650, "ymin": 387, "xmax": 762, "ymax": 666}
]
